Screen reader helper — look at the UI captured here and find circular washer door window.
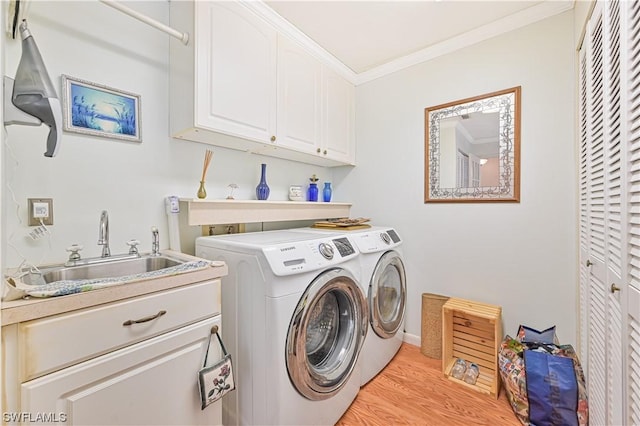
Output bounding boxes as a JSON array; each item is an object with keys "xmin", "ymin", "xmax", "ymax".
[{"xmin": 286, "ymin": 268, "xmax": 367, "ymax": 400}]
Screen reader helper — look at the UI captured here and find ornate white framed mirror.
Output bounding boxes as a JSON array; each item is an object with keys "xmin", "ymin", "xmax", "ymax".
[{"xmin": 424, "ymin": 86, "xmax": 521, "ymax": 203}]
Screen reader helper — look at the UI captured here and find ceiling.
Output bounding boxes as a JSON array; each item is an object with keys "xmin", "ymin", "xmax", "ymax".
[{"xmin": 264, "ymin": 0, "xmax": 574, "ymax": 81}]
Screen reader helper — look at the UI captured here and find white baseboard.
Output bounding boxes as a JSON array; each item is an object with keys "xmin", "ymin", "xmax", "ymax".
[{"xmin": 403, "ymin": 332, "xmax": 420, "ymax": 347}]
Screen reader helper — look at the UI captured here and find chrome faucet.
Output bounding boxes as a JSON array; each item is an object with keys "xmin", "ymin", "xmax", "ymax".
[
  {"xmin": 151, "ymin": 226, "xmax": 160, "ymax": 256},
  {"xmin": 97, "ymin": 210, "xmax": 110, "ymax": 257}
]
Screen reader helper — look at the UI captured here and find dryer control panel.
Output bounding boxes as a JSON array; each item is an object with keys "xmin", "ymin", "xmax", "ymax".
[{"xmin": 351, "ymin": 229, "xmax": 402, "ymax": 254}]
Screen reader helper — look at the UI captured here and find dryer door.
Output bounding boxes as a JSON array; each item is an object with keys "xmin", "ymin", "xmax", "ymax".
[
  {"xmin": 370, "ymin": 250, "xmax": 406, "ymax": 338},
  {"xmin": 286, "ymin": 268, "xmax": 367, "ymax": 401}
]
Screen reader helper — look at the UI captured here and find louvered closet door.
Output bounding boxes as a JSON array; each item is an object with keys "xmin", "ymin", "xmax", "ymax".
[
  {"xmin": 580, "ymin": 1, "xmax": 626, "ymax": 424},
  {"xmin": 626, "ymin": 0, "xmax": 640, "ymax": 422},
  {"xmin": 584, "ymin": 6, "xmax": 609, "ymax": 425},
  {"xmin": 604, "ymin": 1, "xmax": 624, "ymax": 423},
  {"xmin": 579, "ymin": 41, "xmax": 590, "ymax": 385},
  {"xmin": 585, "ymin": 7, "xmax": 607, "ymax": 425}
]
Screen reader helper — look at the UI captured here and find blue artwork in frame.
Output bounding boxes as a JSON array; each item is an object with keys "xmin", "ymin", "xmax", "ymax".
[{"xmin": 61, "ymin": 75, "xmax": 141, "ymax": 142}]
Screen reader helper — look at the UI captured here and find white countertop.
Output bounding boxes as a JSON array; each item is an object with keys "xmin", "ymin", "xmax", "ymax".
[{"xmin": 1, "ymin": 251, "xmax": 228, "ymax": 325}]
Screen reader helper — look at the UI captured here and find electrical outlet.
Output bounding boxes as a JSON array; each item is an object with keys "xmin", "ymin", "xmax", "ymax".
[
  {"xmin": 33, "ymin": 202, "xmax": 49, "ymax": 218},
  {"xmin": 28, "ymin": 198, "xmax": 53, "ymax": 226}
]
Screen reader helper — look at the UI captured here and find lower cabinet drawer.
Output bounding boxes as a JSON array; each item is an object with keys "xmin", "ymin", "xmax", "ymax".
[
  {"xmin": 21, "ymin": 316, "xmax": 223, "ymax": 426},
  {"xmin": 19, "ymin": 280, "xmax": 220, "ymax": 381}
]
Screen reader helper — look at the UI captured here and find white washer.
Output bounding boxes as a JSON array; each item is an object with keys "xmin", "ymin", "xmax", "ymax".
[
  {"xmin": 195, "ymin": 230, "xmax": 367, "ymax": 425},
  {"xmin": 291, "ymin": 226, "xmax": 407, "ymax": 385}
]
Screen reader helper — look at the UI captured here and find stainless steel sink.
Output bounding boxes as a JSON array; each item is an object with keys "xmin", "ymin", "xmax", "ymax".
[{"xmin": 22, "ymin": 255, "xmax": 184, "ymax": 285}]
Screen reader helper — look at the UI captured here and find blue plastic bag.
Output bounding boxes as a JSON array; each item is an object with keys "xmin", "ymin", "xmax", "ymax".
[{"xmin": 524, "ymin": 350, "xmax": 578, "ymax": 426}]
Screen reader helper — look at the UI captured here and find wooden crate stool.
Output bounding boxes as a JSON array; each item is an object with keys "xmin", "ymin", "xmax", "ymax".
[{"xmin": 441, "ymin": 297, "xmax": 502, "ymax": 398}]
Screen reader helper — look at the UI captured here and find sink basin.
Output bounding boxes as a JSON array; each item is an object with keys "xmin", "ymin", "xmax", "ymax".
[{"xmin": 22, "ymin": 255, "xmax": 184, "ymax": 285}]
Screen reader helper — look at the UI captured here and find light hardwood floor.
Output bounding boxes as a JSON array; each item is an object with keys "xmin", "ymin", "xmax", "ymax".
[{"xmin": 336, "ymin": 344, "xmax": 519, "ymax": 425}]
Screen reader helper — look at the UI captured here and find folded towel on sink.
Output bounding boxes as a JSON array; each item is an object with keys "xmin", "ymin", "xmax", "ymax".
[{"xmin": 6, "ymin": 260, "xmax": 219, "ymax": 299}]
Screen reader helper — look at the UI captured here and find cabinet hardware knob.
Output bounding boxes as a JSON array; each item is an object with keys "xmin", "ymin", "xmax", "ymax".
[
  {"xmin": 586, "ymin": 260, "xmax": 593, "ymax": 267},
  {"xmin": 211, "ymin": 325, "xmax": 219, "ymax": 334},
  {"xmin": 317, "ymin": 148, "xmax": 321, "ymax": 153},
  {"xmin": 270, "ymin": 136, "xmax": 276, "ymax": 142},
  {"xmin": 323, "ymin": 150, "xmax": 327, "ymax": 155},
  {"xmin": 611, "ymin": 284, "xmax": 621, "ymax": 293},
  {"xmin": 123, "ymin": 310, "xmax": 167, "ymax": 326}
]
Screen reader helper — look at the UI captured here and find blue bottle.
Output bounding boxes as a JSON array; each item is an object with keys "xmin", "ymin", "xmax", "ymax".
[
  {"xmin": 308, "ymin": 183, "xmax": 318, "ymax": 202},
  {"xmin": 323, "ymin": 182, "xmax": 332, "ymax": 202},
  {"xmin": 255, "ymin": 163, "xmax": 270, "ymax": 200},
  {"xmin": 308, "ymin": 174, "xmax": 319, "ymax": 201}
]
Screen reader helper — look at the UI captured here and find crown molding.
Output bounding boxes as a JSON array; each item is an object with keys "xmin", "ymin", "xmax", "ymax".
[
  {"xmin": 242, "ymin": 1, "xmax": 573, "ymax": 86},
  {"xmin": 240, "ymin": 1, "xmax": 358, "ymax": 83},
  {"xmin": 354, "ymin": 1, "xmax": 574, "ymax": 85}
]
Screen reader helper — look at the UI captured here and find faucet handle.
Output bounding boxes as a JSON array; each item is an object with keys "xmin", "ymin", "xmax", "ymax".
[
  {"xmin": 66, "ymin": 244, "xmax": 83, "ymax": 261},
  {"xmin": 126, "ymin": 239, "xmax": 141, "ymax": 255}
]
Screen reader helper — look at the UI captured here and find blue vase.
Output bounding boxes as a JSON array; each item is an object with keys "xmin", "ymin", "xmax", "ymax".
[
  {"xmin": 323, "ymin": 182, "xmax": 332, "ymax": 202},
  {"xmin": 308, "ymin": 183, "xmax": 318, "ymax": 202},
  {"xmin": 255, "ymin": 163, "xmax": 270, "ymax": 200}
]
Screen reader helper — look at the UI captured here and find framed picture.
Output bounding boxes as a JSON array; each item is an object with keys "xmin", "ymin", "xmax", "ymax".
[{"xmin": 61, "ymin": 75, "xmax": 141, "ymax": 142}]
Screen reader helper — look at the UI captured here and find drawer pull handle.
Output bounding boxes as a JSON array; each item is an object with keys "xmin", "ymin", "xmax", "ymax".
[{"xmin": 123, "ymin": 310, "xmax": 167, "ymax": 326}]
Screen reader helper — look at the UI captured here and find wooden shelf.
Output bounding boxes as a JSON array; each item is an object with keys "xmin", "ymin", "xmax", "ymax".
[
  {"xmin": 179, "ymin": 199, "xmax": 352, "ymax": 225},
  {"xmin": 442, "ymin": 297, "xmax": 502, "ymax": 399}
]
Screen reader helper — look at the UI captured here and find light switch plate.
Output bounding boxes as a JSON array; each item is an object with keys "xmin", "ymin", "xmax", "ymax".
[{"xmin": 28, "ymin": 198, "xmax": 53, "ymax": 226}]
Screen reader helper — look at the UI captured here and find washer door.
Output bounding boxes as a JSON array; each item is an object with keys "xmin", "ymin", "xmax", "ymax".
[
  {"xmin": 369, "ymin": 251, "xmax": 406, "ymax": 338},
  {"xmin": 286, "ymin": 268, "xmax": 367, "ymax": 400}
]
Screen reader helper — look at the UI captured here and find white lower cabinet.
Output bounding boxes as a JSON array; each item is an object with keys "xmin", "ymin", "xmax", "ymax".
[
  {"xmin": 21, "ymin": 317, "xmax": 221, "ymax": 425},
  {"xmin": 3, "ymin": 279, "xmax": 223, "ymax": 425}
]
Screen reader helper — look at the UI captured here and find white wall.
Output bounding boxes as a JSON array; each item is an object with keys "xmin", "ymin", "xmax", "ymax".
[
  {"xmin": 2, "ymin": 2, "xmax": 578, "ymax": 344},
  {"xmin": 1, "ymin": 1, "xmax": 334, "ymax": 270},
  {"xmin": 336, "ymin": 11, "xmax": 578, "ymax": 343}
]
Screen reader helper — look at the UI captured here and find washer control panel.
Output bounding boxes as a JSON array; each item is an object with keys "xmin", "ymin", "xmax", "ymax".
[
  {"xmin": 332, "ymin": 237, "xmax": 356, "ymax": 257},
  {"xmin": 318, "ymin": 242, "xmax": 334, "ymax": 259},
  {"xmin": 262, "ymin": 236, "xmax": 358, "ymax": 276}
]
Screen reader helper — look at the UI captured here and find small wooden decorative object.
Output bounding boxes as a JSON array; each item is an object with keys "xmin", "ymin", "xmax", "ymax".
[{"xmin": 442, "ymin": 297, "xmax": 502, "ymax": 398}]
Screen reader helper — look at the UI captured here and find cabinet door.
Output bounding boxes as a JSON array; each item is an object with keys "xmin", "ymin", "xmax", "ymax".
[
  {"xmin": 323, "ymin": 68, "xmax": 355, "ymax": 164},
  {"xmin": 19, "ymin": 280, "xmax": 220, "ymax": 382},
  {"xmin": 195, "ymin": 2, "xmax": 276, "ymax": 143},
  {"xmin": 21, "ymin": 317, "xmax": 223, "ymax": 426},
  {"xmin": 277, "ymin": 36, "xmax": 322, "ymax": 154}
]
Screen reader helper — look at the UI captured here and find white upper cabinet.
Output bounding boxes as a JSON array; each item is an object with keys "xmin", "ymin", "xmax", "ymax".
[
  {"xmin": 196, "ymin": 2, "xmax": 277, "ymax": 143},
  {"xmin": 276, "ymin": 36, "xmax": 322, "ymax": 155},
  {"xmin": 170, "ymin": 1, "xmax": 276, "ymax": 152},
  {"xmin": 323, "ymin": 67, "xmax": 355, "ymax": 164},
  {"xmin": 170, "ymin": 1, "xmax": 355, "ymax": 167}
]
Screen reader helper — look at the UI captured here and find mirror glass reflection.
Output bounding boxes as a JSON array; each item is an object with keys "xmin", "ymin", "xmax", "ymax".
[{"xmin": 424, "ymin": 87, "xmax": 520, "ymax": 203}]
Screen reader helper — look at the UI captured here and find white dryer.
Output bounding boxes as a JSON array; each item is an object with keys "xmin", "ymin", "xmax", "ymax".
[
  {"xmin": 291, "ymin": 226, "xmax": 407, "ymax": 385},
  {"xmin": 350, "ymin": 227, "xmax": 406, "ymax": 384},
  {"xmin": 195, "ymin": 230, "xmax": 367, "ymax": 425}
]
